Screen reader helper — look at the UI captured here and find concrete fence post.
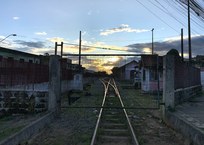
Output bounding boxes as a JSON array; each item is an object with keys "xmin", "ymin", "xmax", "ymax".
[
  {"xmin": 163, "ymin": 54, "xmax": 175, "ymax": 119},
  {"xmin": 48, "ymin": 55, "xmax": 61, "ymax": 114}
]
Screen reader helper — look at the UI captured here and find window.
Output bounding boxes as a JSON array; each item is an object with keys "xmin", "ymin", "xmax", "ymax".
[
  {"xmin": 143, "ymin": 69, "xmax": 146, "ymax": 81},
  {"xmin": 7, "ymin": 57, "xmax": 14, "ymax": 62},
  {"xmin": 19, "ymin": 58, "xmax": 24, "ymax": 63}
]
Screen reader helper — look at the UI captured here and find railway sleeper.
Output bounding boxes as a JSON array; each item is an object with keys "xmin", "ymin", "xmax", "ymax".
[
  {"xmin": 100, "ymin": 128, "xmax": 129, "ymax": 136},
  {"xmin": 97, "ymin": 135, "xmax": 131, "ymax": 145},
  {"xmin": 102, "ymin": 122, "xmax": 127, "ymax": 129}
]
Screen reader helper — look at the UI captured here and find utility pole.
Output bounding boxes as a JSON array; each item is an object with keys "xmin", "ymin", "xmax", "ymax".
[
  {"xmin": 55, "ymin": 42, "xmax": 63, "ymax": 57},
  {"xmin": 188, "ymin": 0, "xmax": 192, "ymax": 62},
  {"xmin": 151, "ymin": 28, "xmax": 154, "ymax": 55},
  {"xmin": 79, "ymin": 31, "xmax": 82, "ymax": 66},
  {"xmin": 181, "ymin": 28, "xmax": 184, "ymax": 61}
]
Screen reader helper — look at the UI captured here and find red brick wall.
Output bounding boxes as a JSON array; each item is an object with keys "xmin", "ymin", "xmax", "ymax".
[
  {"xmin": 174, "ymin": 57, "xmax": 201, "ymax": 89},
  {"xmin": 0, "ymin": 58, "xmax": 73, "ymax": 86}
]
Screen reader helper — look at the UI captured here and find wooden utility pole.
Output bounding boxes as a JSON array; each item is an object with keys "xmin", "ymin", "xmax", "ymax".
[
  {"xmin": 151, "ymin": 28, "xmax": 154, "ymax": 55},
  {"xmin": 79, "ymin": 31, "xmax": 82, "ymax": 66},
  {"xmin": 181, "ymin": 28, "xmax": 184, "ymax": 61},
  {"xmin": 188, "ymin": 0, "xmax": 192, "ymax": 62}
]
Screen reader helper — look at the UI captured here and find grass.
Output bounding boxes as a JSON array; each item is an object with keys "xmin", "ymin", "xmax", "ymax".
[
  {"xmin": 121, "ymin": 89, "xmax": 159, "ymax": 108},
  {"xmin": 0, "ymin": 125, "xmax": 25, "ymax": 141},
  {"xmin": 29, "ymin": 78, "xmax": 105, "ymax": 145}
]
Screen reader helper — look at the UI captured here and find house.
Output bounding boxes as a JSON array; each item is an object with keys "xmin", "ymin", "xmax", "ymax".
[
  {"xmin": 112, "ymin": 60, "xmax": 140, "ymax": 80},
  {"xmin": 0, "ymin": 47, "xmax": 40, "ymax": 63},
  {"xmin": 0, "ymin": 47, "xmax": 77, "ymax": 86},
  {"xmin": 140, "ymin": 55, "xmax": 163, "ymax": 92}
]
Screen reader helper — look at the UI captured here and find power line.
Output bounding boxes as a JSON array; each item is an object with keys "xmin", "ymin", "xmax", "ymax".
[
  {"xmin": 164, "ymin": 0, "xmax": 204, "ymax": 35},
  {"xmin": 135, "ymin": 0, "xmax": 179, "ymax": 33},
  {"xmin": 63, "ymin": 42, "xmax": 129, "ymax": 52},
  {"xmin": 148, "ymin": 0, "xmax": 188, "ymax": 29}
]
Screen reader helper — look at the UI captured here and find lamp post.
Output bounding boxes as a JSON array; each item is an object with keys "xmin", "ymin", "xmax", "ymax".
[
  {"xmin": 0, "ymin": 34, "xmax": 17, "ymax": 43},
  {"xmin": 151, "ymin": 28, "xmax": 154, "ymax": 55}
]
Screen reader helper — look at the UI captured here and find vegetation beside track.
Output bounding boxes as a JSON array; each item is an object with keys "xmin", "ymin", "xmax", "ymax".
[
  {"xmin": 119, "ymin": 80, "xmax": 185, "ymax": 145},
  {"xmin": 29, "ymin": 78, "xmax": 104, "ymax": 145}
]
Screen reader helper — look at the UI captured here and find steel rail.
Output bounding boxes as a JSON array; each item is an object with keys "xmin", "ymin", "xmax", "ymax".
[
  {"xmin": 90, "ymin": 79, "xmax": 110, "ymax": 145},
  {"xmin": 63, "ymin": 53, "xmax": 152, "ymax": 56},
  {"xmin": 112, "ymin": 79, "xmax": 140, "ymax": 145},
  {"xmin": 61, "ymin": 106, "xmax": 159, "ymax": 110}
]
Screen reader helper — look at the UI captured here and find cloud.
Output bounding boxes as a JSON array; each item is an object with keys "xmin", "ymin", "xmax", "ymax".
[
  {"xmin": 163, "ymin": 34, "xmax": 200, "ymax": 42},
  {"xmin": 14, "ymin": 40, "xmax": 45, "ymax": 48},
  {"xmin": 13, "ymin": 17, "xmax": 20, "ymax": 20},
  {"xmin": 47, "ymin": 37, "xmax": 65, "ymax": 43},
  {"xmin": 100, "ymin": 24, "xmax": 149, "ymax": 36},
  {"xmin": 35, "ymin": 32, "xmax": 47, "ymax": 36},
  {"xmin": 127, "ymin": 35, "xmax": 204, "ymax": 57},
  {"xmin": 81, "ymin": 56, "xmax": 124, "ymax": 74},
  {"xmin": 88, "ymin": 10, "xmax": 92, "ymax": 15}
]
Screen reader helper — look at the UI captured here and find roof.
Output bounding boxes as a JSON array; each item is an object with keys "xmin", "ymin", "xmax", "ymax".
[
  {"xmin": 0, "ymin": 47, "xmax": 39, "ymax": 58},
  {"xmin": 141, "ymin": 55, "xmax": 163, "ymax": 68},
  {"xmin": 118, "ymin": 60, "xmax": 138, "ymax": 69}
]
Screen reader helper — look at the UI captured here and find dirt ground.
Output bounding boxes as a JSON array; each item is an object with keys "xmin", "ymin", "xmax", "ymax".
[
  {"xmin": 129, "ymin": 109, "xmax": 185, "ymax": 145},
  {"xmin": 27, "ymin": 108, "xmax": 186, "ymax": 145},
  {"xmin": 28, "ymin": 82, "xmax": 186, "ymax": 145},
  {"xmin": 2, "ymin": 80, "xmax": 187, "ymax": 145}
]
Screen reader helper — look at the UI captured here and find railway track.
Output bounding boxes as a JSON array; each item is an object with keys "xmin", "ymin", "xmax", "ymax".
[{"xmin": 90, "ymin": 78, "xmax": 139, "ymax": 145}]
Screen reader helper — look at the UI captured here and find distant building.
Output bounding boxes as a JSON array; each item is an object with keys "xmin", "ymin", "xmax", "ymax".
[
  {"xmin": 112, "ymin": 60, "xmax": 139, "ymax": 80},
  {"xmin": 140, "ymin": 55, "xmax": 163, "ymax": 92},
  {"xmin": 0, "ymin": 47, "xmax": 78, "ymax": 86},
  {"xmin": 0, "ymin": 47, "xmax": 40, "ymax": 63}
]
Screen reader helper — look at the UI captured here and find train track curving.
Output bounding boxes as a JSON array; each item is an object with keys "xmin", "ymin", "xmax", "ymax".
[{"xmin": 90, "ymin": 78, "xmax": 139, "ymax": 145}]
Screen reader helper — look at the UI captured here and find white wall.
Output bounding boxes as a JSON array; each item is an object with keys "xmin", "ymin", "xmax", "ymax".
[
  {"xmin": 201, "ymin": 71, "xmax": 204, "ymax": 87},
  {"xmin": 141, "ymin": 68, "xmax": 150, "ymax": 91},
  {"xmin": 125, "ymin": 62, "xmax": 137, "ymax": 80}
]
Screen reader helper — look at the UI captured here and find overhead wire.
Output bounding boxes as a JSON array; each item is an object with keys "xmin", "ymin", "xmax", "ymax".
[
  {"xmin": 175, "ymin": 0, "xmax": 204, "ymax": 30},
  {"xmin": 63, "ymin": 42, "xmax": 130, "ymax": 52},
  {"xmin": 163, "ymin": 0, "xmax": 204, "ymax": 35},
  {"xmin": 148, "ymin": 0, "xmax": 188, "ymax": 29},
  {"xmin": 135, "ymin": 0, "xmax": 179, "ymax": 33},
  {"xmin": 178, "ymin": 1, "xmax": 204, "ymax": 30}
]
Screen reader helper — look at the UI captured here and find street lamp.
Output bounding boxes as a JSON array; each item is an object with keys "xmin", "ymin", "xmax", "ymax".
[
  {"xmin": 0, "ymin": 34, "xmax": 17, "ymax": 43},
  {"xmin": 151, "ymin": 28, "xmax": 154, "ymax": 55}
]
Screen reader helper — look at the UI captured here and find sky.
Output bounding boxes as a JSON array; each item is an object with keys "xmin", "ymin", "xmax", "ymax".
[{"xmin": 0, "ymin": 0, "xmax": 204, "ymax": 73}]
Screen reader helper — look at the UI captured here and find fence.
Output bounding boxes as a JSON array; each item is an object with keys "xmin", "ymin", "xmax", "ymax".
[
  {"xmin": 174, "ymin": 56, "xmax": 201, "ymax": 89},
  {"xmin": 0, "ymin": 56, "xmax": 75, "ymax": 116},
  {"xmin": 0, "ymin": 57, "xmax": 74, "ymax": 87},
  {"xmin": 163, "ymin": 49, "xmax": 202, "ymax": 109},
  {"xmin": 0, "ymin": 58, "xmax": 48, "ymax": 87}
]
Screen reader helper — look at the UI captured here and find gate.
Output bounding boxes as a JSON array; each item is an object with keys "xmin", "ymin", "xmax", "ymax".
[{"xmin": 55, "ymin": 42, "xmax": 162, "ymax": 110}]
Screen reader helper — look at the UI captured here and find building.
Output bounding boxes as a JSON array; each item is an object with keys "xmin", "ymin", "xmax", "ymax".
[
  {"xmin": 0, "ymin": 47, "xmax": 40, "ymax": 63},
  {"xmin": 112, "ymin": 60, "xmax": 139, "ymax": 80},
  {"xmin": 0, "ymin": 47, "xmax": 77, "ymax": 86},
  {"xmin": 140, "ymin": 55, "xmax": 163, "ymax": 92}
]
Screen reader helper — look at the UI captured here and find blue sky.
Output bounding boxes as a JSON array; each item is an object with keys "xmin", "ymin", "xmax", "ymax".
[{"xmin": 0, "ymin": 0, "xmax": 204, "ymax": 72}]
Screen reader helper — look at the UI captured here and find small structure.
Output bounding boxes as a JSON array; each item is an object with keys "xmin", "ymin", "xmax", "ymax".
[
  {"xmin": 140, "ymin": 55, "xmax": 163, "ymax": 92},
  {"xmin": 112, "ymin": 60, "xmax": 139, "ymax": 80}
]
